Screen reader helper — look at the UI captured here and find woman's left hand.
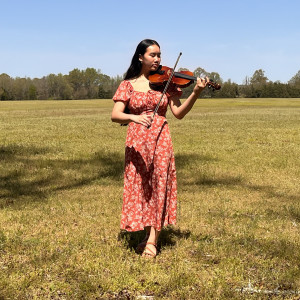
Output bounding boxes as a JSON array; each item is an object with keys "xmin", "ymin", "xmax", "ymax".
[{"xmin": 193, "ymin": 77, "xmax": 209, "ymax": 94}]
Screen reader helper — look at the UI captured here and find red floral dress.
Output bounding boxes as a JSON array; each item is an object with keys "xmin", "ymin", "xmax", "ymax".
[{"xmin": 113, "ymin": 81, "xmax": 182, "ymax": 232}]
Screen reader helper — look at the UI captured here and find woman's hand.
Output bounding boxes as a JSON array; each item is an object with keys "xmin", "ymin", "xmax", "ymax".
[
  {"xmin": 193, "ymin": 77, "xmax": 209, "ymax": 94},
  {"xmin": 169, "ymin": 76, "xmax": 210, "ymax": 119},
  {"xmin": 131, "ymin": 114, "xmax": 153, "ymax": 127},
  {"xmin": 111, "ymin": 102, "xmax": 153, "ymax": 126}
]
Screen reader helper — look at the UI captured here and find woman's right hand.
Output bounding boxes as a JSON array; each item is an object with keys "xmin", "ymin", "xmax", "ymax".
[{"xmin": 131, "ymin": 114, "xmax": 153, "ymax": 127}]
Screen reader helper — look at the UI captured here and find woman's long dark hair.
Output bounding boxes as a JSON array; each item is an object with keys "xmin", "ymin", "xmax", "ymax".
[{"xmin": 124, "ymin": 39, "xmax": 160, "ymax": 80}]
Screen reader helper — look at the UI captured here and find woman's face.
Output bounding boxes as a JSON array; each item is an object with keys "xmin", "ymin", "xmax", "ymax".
[{"xmin": 139, "ymin": 44, "xmax": 161, "ymax": 75}]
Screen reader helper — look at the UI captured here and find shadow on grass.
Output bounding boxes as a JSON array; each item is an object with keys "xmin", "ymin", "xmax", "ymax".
[
  {"xmin": 118, "ymin": 226, "xmax": 191, "ymax": 253},
  {"xmin": 175, "ymin": 152, "xmax": 245, "ymax": 187},
  {"xmin": 231, "ymin": 235, "xmax": 300, "ymax": 285},
  {"xmin": 176, "ymin": 152, "xmax": 300, "ymax": 202},
  {"xmin": 245, "ymin": 183, "xmax": 300, "ymax": 202},
  {"xmin": 0, "ymin": 144, "xmax": 125, "ymax": 208},
  {"xmin": 175, "ymin": 152, "xmax": 218, "ymax": 169},
  {"xmin": 2, "ymin": 144, "xmax": 299, "ymax": 211},
  {"xmin": 233, "ymin": 235, "xmax": 300, "ymax": 262}
]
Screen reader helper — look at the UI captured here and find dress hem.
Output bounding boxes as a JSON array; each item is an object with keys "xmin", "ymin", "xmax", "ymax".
[{"xmin": 120, "ymin": 221, "xmax": 176, "ymax": 232}]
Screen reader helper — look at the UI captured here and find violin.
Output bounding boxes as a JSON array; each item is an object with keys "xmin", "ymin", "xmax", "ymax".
[
  {"xmin": 121, "ymin": 52, "xmax": 220, "ymax": 126},
  {"xmin": 149, "ymin": 65, "xmax": 221, "ymax": 91}
]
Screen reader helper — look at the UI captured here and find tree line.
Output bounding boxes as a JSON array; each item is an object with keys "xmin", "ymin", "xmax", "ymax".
[
  {"xmin": 179, "ymin": 68, "xmax": 300, "ymax": 99},
  {"xmin": 0, "ymin": 68, "xmax": 122, "ymax": 101},
  {"xmin": 1, "ymin": 67, "xmax": 300, "ymax": 101}
]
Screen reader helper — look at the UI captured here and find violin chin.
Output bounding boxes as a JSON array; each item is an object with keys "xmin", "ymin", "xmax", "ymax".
[
  {"xmin": 149, "ymin": 65, "xmax": 164, "ymax": 75},
  {"xmin": 149, "ymin": 83, "xmax": 164, "ymax": 92}
]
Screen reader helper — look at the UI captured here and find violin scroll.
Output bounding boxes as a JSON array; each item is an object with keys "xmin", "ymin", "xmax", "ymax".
[{"xmin": 206, "ymin": 79, "xmax": 221, "ymax": 91}]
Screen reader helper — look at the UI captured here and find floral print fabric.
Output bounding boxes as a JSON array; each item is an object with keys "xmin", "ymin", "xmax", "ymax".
[{"xmin": 113, "ymin": 81, "xmax": 182, "ymax": 231}]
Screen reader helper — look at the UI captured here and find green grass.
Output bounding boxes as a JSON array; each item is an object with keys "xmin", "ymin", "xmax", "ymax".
[{"xmin": 0, "ymin": 98, "xmax": 300, "ymax": 299}]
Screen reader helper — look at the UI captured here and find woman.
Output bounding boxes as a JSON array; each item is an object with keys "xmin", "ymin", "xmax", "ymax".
[{"xmin": 111, "ymin": 39, "xmax": 208, "ymax": 258}]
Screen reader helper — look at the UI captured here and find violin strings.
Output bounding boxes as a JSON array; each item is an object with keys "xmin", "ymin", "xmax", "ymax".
[{"xmin": 152, "ymin": 52, "xmax": 182, "ymax": 118}]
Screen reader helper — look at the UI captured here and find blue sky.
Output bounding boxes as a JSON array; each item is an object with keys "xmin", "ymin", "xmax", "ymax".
[{"xmin": 1, "ymin": 0, "xmax": 300, "ymax": 84}]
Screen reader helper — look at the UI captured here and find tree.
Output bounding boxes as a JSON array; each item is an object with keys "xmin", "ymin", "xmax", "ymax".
[
  {"xmin": 0, "ymin": 73, "xmax": 13, "ymax": 100},
  {"xmin": 45, "ymin": 73, "xmax": 73, "ymax": 100},
  {"xmin": 288, "ymin": 70, "xmax": 300, "ymax": 86},
  {"xmin": 13, "ymin": 77, "xmax": 32, "ymax": 100},
  {"xmin": 193, "ymin": 67, "xmax": 208, "ymax": 78},
  {"xmin": 218, "ymin": 80, "xmax": 239, "ymax": 98},
  {"xmin": 83, "ymin": 68, "xmax": 100, "ymax": 99},
  {"xmin": 57, "ymin": 74, "xmax": 73, "ymax": 99},
  {"xmin": 109, "ymin": 75, "xmax": 123, "ymax": 98},
  {"xmin": 250, "ymin": 69, "xmax": 268, "ymax": 85},
  {"xmin": 243, "ymin": 76, "xmax": 250, "ymax": 85},
  {"xmin": 28, "ymin": 84, "xmax": 37, "ymax": 100},
  {"xmin": 98, "ymin": 73, "xmax": 115, "ymax": 99},
  {"xmin": 68, "ymin": 68, "xmax": 86, "ymax": 99},
  {"xmin": 209, "ymin": 72, "xmax": 223, "ymax": 84},
  {"xmin": 33, "ymin": 77, "xmax": 50, "ymax": 99}
]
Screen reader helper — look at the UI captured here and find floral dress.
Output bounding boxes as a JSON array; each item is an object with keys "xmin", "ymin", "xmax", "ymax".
[{"xmin": 113, "ymin": 81, "xmax": 182, "ymax": 232}]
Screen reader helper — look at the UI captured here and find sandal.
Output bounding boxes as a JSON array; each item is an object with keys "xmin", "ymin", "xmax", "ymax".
[{"xmin": 142, "ymin": 242, "xmax": 157, "ymax": 259}]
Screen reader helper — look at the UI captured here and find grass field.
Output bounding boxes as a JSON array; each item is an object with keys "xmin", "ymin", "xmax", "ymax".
[{"xmin": 1, "ymin": 98, "xmax": 300, "ymax": 299}]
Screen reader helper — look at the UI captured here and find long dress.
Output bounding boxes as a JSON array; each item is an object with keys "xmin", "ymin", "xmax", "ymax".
[{"xmin": 113, "ymin": 80, "xmax": 181, "ymax": 232}]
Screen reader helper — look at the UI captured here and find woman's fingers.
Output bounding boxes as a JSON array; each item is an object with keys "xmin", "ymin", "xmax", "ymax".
[
  {"xmin": 138, "ymin": 114, "xmax": 153, "ymax": 127},
  {"xmin": 198, "ymin": 77, "xmax": 206, "ymax": 87},
  {"xmin": 144, "ymin": 115, "xmax": 153, "ymax": 127}
]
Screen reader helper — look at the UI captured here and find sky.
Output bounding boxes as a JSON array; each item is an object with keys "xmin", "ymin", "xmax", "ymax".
[{"xmin": 1, "ymin": 0, "xmax": 300, "ymax": 84}]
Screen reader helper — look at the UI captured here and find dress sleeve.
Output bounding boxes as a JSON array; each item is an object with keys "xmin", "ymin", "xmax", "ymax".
[{"xmin": 112, "ymin": 81, "xmax": 133, "ymax": 103}]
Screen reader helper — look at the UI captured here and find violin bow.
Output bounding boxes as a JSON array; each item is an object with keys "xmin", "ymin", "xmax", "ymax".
[{"xmin": 152, "ymin": 52, "xmax": 182, "ymax": 118}]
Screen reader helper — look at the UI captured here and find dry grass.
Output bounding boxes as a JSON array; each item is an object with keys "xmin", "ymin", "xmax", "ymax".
[{"xmin": 0, "ymin": 98, "xmax": 300, "ymax": 299}]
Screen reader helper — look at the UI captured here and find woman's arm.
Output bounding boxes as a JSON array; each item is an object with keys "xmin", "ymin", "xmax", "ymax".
[
  {"xmin": 169, "ymin": 77, "xmax": 208, "ymax": 119},
  {"xmin": 111, "ymin": 101, "xmax": 153, "ymax": 127}
]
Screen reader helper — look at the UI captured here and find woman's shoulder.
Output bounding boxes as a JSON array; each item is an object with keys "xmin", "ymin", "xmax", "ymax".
[
  {"xmin": 119, "ymin": 80, "xmax": 133, "ymax": 88},
  {"xmin": 116, "ymin": 80, "xmax": 134, "ymax": 93},
  {"xmin": 113, "ymin": 80, "xmax": 134, "ymax": 102}
]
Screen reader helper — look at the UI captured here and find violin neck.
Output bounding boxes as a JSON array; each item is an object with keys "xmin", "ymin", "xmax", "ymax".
[{"xmin": 174, "ymin": 72, "xmax": 196, "ymax": 81}]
